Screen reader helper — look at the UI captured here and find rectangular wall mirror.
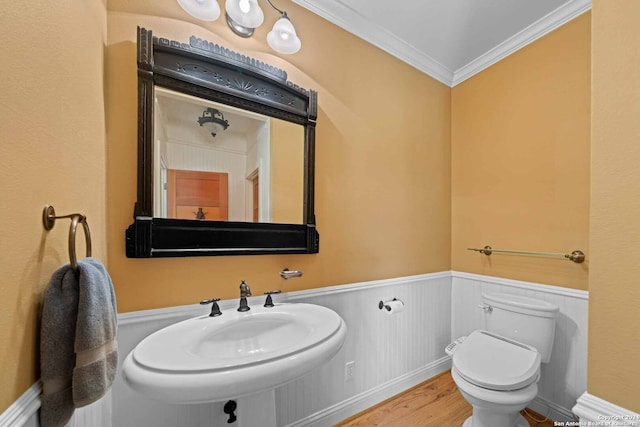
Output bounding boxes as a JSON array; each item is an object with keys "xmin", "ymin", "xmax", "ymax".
[{"xmin": 126, "ymin": 27, "xmax": 319, "ymax": 257}]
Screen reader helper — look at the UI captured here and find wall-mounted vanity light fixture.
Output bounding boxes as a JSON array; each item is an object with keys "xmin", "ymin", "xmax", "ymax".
[
  {"xmin": 197, "ymin": 107, "xmax": 229, "ymax": 137},
  {"xmin": 177, "ymin": 0, "xmax": 302, "ymax": 54}
]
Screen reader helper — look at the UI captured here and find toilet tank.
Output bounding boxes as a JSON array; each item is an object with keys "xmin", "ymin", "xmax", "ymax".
[{"xmin": 481, "ymin": 293, "xmax": 559, "ymax": 363}]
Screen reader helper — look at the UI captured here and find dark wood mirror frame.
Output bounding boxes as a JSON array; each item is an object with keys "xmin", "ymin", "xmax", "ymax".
[{"xmin": 126, "ymin": 27, "xmax": 319, "ymax": 257}]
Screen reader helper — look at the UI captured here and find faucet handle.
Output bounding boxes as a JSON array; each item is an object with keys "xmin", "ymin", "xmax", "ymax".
[
  {"xmin": 200, "ymin": 298, "xmax": 222, "ymax": 317},
  {"xmin": 264, "ymin": 290, "xmax": 281, "ymax": 307}
]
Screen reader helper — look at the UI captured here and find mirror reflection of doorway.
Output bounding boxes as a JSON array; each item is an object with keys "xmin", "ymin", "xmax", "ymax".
[
  {"xmin": 166, "ymin": 169, "xmax": 229, "ymax": 220},
  {"xmin": 252, "ymin": 175, "xmax": 259, "ymax": 222},
  {"xmin": 245, "ymin": 168, "xmax": 260, "ymax": 222},
  {"xmin": 160, "ymin": 158, "xmax": 168, "ymax": 218}
]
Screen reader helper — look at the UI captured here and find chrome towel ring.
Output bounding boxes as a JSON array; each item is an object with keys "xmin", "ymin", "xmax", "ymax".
[{"xmin": 42, "ymin": 205, "xmax": 92, "ymax": 271}]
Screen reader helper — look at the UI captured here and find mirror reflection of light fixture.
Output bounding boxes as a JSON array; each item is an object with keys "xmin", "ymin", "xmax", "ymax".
[
  {"xmin": 176, "ymin": 0, "xmax": 301, "ymax": 54},
  {"xmin": 197, "ymin": 108, "xmax": 229, "ymax": 138}
]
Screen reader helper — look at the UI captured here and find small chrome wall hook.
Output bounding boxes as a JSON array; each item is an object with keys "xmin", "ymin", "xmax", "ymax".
[{"xmin": 280, "ymin": 268, "xmax": 303, "ymax": 279}]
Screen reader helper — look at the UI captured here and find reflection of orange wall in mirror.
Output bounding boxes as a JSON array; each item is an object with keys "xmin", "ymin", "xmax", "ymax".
[
  {"xmin": 270, "ymin": 119, "xmax": 304, "ymax": 224},
  {"xmin": 167, "ymin": 169, "xmax": 229, "ymax": 220}
]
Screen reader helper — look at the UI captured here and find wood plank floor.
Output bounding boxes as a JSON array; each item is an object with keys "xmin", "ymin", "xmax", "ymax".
[{"xmin": 334, "ymin": 371, "xmax": 554, "ymax": 427}]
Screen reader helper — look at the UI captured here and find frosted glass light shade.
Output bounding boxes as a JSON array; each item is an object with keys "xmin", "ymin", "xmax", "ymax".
[
  {"xmin": 225, "ymin": 0, "xmax": 264, "ymax": 28},
  {"xmin": 202, "ymin": 121, "xmax": 225, "ymax": 137},
  {"xmin": 267, "ymin": 16, "xmax": 301, "ymax": 54},
  {"xmin": 177, "ymin": 0, "xmax": 221, "ymax": 21}
]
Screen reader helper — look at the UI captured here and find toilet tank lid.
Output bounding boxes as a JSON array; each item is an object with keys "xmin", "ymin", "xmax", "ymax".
[
  {"xmin": 483, "ymin": 293, "xmax": 559, "ymax": 317},
  {"xmin": 453, "ymin": 330, "xmax": 540, "ymax": 391}
]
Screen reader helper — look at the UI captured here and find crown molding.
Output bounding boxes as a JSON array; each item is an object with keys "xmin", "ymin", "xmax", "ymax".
[
  {"xmin": 291, "ymin": 0, "xmax": 454, "ymax": 86},
  {"xmin": 292, "ymin": 0, "xmax": 591, "ymax": 88},
  {"xmin": 452, "ymin": 0, "xmax": 592, "ymax": 86}
]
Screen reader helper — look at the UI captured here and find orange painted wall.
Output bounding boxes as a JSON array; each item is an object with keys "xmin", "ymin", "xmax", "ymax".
[
  {"xmin": 105, "ymin": 1, "xmax": 451, "ymax": 313},
  {"xmin": 0, "ymin": 0, "xmax": 107, "ymax": 413},
  {"xmin": 270, "ymin": 119, "xmax": 304, "ymax": 224},
  {"xmin": 451, "ymin": 13, "xmax": 591, "ymax": 290},
  {"xmin": 588, "ymin": 0, "xmax": 640, "ymax": 413}
]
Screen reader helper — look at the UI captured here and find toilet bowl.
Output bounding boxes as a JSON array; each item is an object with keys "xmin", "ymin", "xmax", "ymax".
[
  {"xmin": 452, "ymin": 368, "xmax": 536, "ymax": 427},
  {"xmin": 452, "ymin": 330, "xmax": 540, "ymax": 427},
  {"xmin": 448, "ymin": 293, "xmax": 558, "ymax": 427}
]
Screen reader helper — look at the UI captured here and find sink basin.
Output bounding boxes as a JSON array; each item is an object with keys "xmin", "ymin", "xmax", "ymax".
[{"xmin": 122, "ymin": 303, "xmax": 347, "ymax": 404}]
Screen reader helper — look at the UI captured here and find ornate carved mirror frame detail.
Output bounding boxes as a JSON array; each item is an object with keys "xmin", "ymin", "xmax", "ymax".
[{"xmin": 126, "ymin": 27, "xmax": 319, "ymax": 257}]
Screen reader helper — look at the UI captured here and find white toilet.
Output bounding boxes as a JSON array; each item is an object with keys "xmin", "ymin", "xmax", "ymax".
[{"xmin": 449, "ymin": 293, "xmax": 559, "ymax": 427}]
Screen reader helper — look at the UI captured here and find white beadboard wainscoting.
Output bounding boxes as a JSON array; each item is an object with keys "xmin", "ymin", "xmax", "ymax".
[
  {"xmin": 0, "ymin": 385, "xmax": 112, "ymax": 427},
  {"xmin": 278, "ymin": 273, "xmax": 452, "ymax": 426},
  {"xmin": 451, "ymin": 271, "xmax": 589, "ymax": 422},
  {"xmin": 2, "ymin": 271, "xmax": 599, "ymax": 427}
]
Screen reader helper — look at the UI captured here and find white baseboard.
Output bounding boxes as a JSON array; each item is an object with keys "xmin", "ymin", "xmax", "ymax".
[
  {"xmin": 0, "ymin": 382, "xmax": 41, "ymax": 427},
  {"xmin": 573, "ymin": 392, "xmax": 640, "ymax": 426},
  {"xmin": 284, "ymin": 357, "xmax": 452, "ymax": 427},
  {"xmin": 530, "ymin": 395, "xmax": 578, "ymax": 423}
]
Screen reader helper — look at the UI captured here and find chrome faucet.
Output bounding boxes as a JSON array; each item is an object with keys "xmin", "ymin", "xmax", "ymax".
[{"xmin": 238, "ymin": 280, "xmax": 251, "ymax": 312}]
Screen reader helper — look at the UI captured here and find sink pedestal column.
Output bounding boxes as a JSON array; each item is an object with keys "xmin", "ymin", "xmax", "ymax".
[{"xmin": 237, "ymin": 389, "xmax": 277, "ymax": 427}]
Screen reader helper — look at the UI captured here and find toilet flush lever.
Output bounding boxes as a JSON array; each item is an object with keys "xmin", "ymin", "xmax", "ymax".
[{"xmin": 478, "ymin": 304, "xmax": 493, "ymax": 313}]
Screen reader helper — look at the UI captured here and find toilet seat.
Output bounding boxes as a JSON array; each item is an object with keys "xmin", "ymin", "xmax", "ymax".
[
  {"xmin": 452, "ymin": 330, "xmax": 540, "ymax": 391},
  {"xmin": 452, "ymin": 367, "xmax": 538, "ymax": 406}
]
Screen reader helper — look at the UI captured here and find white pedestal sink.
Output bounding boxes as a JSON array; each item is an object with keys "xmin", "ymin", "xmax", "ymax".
[{"xmin": 122, "ymin": 302, "xmax": 347, "ymax": 425}]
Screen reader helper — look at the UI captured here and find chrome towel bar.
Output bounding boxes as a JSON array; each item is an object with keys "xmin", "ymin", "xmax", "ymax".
[
  {"xmin": 467, "ymin": 245, "xmax": 585, "ymax": 263},
  {"xmin": 42, "ymin": 205, "xmax": 92, "ymax": 271}
]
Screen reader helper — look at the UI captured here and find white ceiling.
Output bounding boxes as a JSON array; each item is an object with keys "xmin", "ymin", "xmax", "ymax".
[
  {"xmin": 292, "ymin": 0, "xmax": 591, "ymax": 86},
  {"xmin": 155, "ymin": 87, "xmax": 266, "ymax": 148}
]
